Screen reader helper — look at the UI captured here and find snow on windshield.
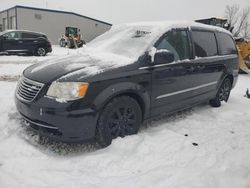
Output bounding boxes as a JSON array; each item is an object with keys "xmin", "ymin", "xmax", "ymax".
[{"xmin": 87, "ymin": 24, "xmax": 167, "ymax": 59}]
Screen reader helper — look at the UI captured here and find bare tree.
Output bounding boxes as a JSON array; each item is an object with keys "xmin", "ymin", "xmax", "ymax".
[
  {"xmin": 225, "ymin": 4, "xmax": 240, "ymax": 27},
  {"xmin": 242, "ymin": 21, "xmax": 250, "ymax": 38},
  {"xmin": 225, "ymin": 5, "xmax": 250, "ymax": 38}
]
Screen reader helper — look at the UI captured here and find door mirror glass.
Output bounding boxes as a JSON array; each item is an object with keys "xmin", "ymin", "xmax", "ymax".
[{"xmin": 154, "ymin": 50, "xmax": 175, "ymax": 64}]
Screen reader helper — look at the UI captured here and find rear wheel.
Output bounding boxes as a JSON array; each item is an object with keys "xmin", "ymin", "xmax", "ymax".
[
  {"xmin": 210, "ymin": 78, "xmax": 232, "ymax": 107},
  {"xmin": 96, "ymin": 96, "xmax": 142, "ymax": 147},
  {"xmin": 36, "ymin": 47, "xmax": 47, "ymax": 56}
]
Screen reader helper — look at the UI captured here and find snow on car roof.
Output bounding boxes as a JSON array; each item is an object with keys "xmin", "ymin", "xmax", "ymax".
[
  {"xmin": 113, "ymin": 20, "xmax": 231, "ymax": 33},
  {"xmin": 0, "ymin": 30, "xmax": 47, "ymax": 36}
]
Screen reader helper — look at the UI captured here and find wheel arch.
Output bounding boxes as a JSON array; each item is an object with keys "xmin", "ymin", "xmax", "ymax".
[
  {"xmin": 217, "ymin": 73, "xmax": 234, "ymax": 89},
  {"xmin": 225, "ymin": 74, "xmax": 234, "ymax": 85},
  {"xmin": 93, "ymin": 82, "xmax": 150, "ymax": 121}
]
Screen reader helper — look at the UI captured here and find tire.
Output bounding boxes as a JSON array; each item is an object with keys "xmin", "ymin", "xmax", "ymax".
[
  {"xmin": 59, "ymin": 39, "xmax": 66, "ymax": 47},
  {"xmin": 210, "ymin": 78, "xmax": 232, "ymax": 107},
  {"xmin": 96, "ymin": 96, "xmax": 142, "ymax": 147},
  {"xmin": 36, "ymin": 47, "xmax": 47, "ymax": 56}
]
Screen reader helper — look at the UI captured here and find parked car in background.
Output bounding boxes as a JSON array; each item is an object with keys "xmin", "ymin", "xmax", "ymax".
[
  {"xmin": 0, "ymin": 30, "xmax": 52, "ymax": 56},
  {"xmin": 15, "ymin": 21, "xmax": 239, "ymax": 147}
]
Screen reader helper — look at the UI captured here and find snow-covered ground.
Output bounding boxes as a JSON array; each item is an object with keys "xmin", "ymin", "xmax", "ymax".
[
  {"xmin": 0, "ymin": 47, "xmax": 250, "ymax": 188},
  {"xmin": 0, "ymin": 46, "xmax": 79, "ymax": 81}
]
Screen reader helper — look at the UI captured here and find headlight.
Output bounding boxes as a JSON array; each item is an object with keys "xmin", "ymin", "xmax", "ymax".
[{"xmin": 46, "ymin": 82, "xmax": 89, "ymax": 101}]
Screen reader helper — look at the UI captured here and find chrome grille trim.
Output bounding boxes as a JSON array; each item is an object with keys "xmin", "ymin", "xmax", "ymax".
[{"xmin": 16, "ymin": 77, "xmax": 44, "ymax": 102}]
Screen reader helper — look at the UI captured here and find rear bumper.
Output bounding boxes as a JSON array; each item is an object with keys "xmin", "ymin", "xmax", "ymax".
[
  {"xmin": 15, "ymin": 97, "xmax": 99, "ymax": 143},
  {"xmin": 46, "ymin": 46, "xmax": 52, "ymax": 53}
]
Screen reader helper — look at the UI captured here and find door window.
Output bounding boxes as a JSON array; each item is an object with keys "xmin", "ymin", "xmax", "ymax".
[
  {"xmin": 217, "ymin": 33, "xmax": 237, "ymax": 55},
  {"xmin": 3, "ymin": 31, "xmax": 21, "ymax": 39},
  {"xmin": 155, "ymin": 30, "xmax": 191, "ymax": 61},
  {"xmin": 192, "ymin": 31, "xmax": 218, "ymax": 57},
  {"xmin": 21, "ymin": 32, "xmax": 40, "ymax": 39}
]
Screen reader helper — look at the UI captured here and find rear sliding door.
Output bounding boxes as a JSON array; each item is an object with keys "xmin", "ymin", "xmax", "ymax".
[{"xmin": 189, "ymin": 29, "xmax": 224, "ymax": 101}]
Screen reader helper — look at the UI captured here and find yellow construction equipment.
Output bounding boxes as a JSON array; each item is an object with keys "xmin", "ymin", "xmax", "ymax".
[
  {"xmin": 59, "ymin": 27, "xmax": 85, "ymax": 49},
  {"xmin": 196, "ymin": 17, "xmax": 250, "ymax": 74}
]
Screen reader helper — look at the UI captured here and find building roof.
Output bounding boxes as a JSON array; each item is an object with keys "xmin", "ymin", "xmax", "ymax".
[{"xmin": 0, "ymin": 5, "xmax": 112, "ymax": 26}]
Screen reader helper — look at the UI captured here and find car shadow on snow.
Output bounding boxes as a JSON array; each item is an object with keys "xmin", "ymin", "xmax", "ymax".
[{"xmin": 17, "ymin": 103, "xmax": 209, "ymax": 156}]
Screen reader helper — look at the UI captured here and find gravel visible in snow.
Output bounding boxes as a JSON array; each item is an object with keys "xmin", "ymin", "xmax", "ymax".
[{"xmin": 0, "ymin": 74, "xmax": 250, "ymax": 187}]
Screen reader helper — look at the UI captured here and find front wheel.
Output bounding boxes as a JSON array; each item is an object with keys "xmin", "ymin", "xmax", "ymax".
[
  {"xmin": 210, "ymin": 78, "xmax": 232, "ymax": 107},
  {"xmin": 96, "ymin": 96, "xmax": 142, "ymax": 147}
]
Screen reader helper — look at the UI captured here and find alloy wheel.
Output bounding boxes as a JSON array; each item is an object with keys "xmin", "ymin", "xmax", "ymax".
[
  {"xmin": 37, "ymin": 47, "xmax": 46, "ymax": 56},
  {"xmin": 218, "ymin": 80, "xmax": 231, "ymax": 102},
  {"xmin": 108, "ymin": 106, "xmax": 136, "ymax": 138}
]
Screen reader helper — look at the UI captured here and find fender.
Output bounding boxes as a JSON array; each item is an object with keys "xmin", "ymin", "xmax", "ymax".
[{"xmin": 93, "ymin": 82, "xmax": 151, "ymax": 120}]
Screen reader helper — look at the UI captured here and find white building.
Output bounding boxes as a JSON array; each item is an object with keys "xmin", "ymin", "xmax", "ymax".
[{"xmin": 0, "ymin": 5, "xmax": 112, "ymax": 44}]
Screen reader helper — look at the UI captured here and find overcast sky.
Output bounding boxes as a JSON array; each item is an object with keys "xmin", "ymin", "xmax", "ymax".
[{"xmin": 0, "ymin": 0, "xmax": 249, "ymax": 24}]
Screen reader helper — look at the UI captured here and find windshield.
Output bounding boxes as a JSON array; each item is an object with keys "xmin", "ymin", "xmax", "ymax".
[{"xmin": 87, "ymin": 25, "xmax": 163, "ymax": 59}]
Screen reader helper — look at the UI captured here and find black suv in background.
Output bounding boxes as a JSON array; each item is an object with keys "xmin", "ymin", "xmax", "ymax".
[
  {"xmin": 0, "ymin": 30, "xmax": 52, "ymax": 56},
  {"xmin": 15, "ymin": 21, "xmax": 239, "ymax": 147}
]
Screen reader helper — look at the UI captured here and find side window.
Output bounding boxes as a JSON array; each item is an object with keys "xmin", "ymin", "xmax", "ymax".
[
  {"xmin": 3, "ymin": 31, "xmax": 21, "ymax": 39},
  {"xmin": 21, "ymin": 32, "xmax": 39, "ymax": 39},
  {"xmin": 155, "ymin": 30, "xmax": 191, "ymax": 61},
  {"xmin": 217, "ymin": 33, "xmax": 237, "ymax": 55},
  {"xmin": 192, "ymin": 31, "xmax": 218, "ymax": 57}
]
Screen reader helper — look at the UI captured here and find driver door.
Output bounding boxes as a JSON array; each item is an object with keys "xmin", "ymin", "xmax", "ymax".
[{"xmin": 150, "ymin": 29, "xmax": 196, "ymax": 117}]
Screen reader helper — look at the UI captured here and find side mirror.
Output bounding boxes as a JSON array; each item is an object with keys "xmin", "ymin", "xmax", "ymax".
[
  {"xmin": 154, "ymin": 50, "xmax": 175, "ymax": 64},
  {"xmin": 2, "ymin": 36, "xmax": 7, "ymax": 40}
]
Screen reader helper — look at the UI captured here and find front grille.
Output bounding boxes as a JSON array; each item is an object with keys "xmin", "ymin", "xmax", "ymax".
[{"xmin": 16, "ymin": 77, "xmax": 44, "ymax": 102}]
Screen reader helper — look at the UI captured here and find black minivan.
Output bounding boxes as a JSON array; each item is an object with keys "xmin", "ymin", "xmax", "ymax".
[
  {"xmin": 0, "ymin": 30, "xmax": 52, "ymax": 56},
  {"xmin": 15, "ymin": 21, "xmax": 239, "ymax": 147}
]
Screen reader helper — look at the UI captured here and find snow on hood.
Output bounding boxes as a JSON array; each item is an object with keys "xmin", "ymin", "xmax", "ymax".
[{"xmin": 24, "ymin": 49, "xmax": 133, "ymax": 83}]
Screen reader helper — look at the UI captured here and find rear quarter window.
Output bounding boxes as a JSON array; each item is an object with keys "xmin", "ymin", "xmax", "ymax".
[
  {"xmin": 217, "ymin": 33, "xmax": 237, "ymax": 55},
  {"xmin": 21, "ymin": 32, "xmax": 40, "ymax": 39},
  {"xmin": 192, "ymin": 30, "xmax": 218, "ymax": 57}
]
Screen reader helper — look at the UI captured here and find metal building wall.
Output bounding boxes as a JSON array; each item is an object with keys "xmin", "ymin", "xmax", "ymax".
[
  {"xmin": 0, "ymin": 8, "xmax": 17, "ymax": 31},
  {"xmin": 16, "ymin": 7, "xmax": 111, "ymax": 44}
]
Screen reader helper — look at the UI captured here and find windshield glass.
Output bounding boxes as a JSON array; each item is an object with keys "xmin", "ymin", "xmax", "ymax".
[{"xmin": 87, "ymin": 25, "xmax": 163, "ymax": 59}]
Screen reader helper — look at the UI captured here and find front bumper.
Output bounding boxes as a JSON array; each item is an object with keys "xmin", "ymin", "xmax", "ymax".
[{"xmin": 15, "ymin": 96, "xmax": 99, "ymax": 143}]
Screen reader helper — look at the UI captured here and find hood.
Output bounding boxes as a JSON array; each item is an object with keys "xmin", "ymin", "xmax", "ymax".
[{"xmin": 23, "ymin": 50, "xmax": 134, "ymax": 84}]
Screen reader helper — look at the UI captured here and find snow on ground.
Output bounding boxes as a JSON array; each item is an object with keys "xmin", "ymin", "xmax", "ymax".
[
  {"xmin": 0, "ymin": 46, "xmax": 76, "ymax": 64},
  {"xmin": 0, "ymin": 48, "xmax": 250, "ymax": 188},
  {"xmin": 0, "ymin": 46, "xmax": 77, "ymax": 81}
]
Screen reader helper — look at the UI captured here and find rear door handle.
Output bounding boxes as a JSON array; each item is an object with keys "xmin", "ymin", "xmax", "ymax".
[
  {"xmin": 18, "ymin": 41, "xmax": 23, "ymax": 43},
  {"xmin": 186, "ymin": 66, "xmax": 195, "ymax": 72},
  {"xmin": 166, "ymin": 67, "xmax": 174, "ymax": 71},
  {"xmin": 197, "ymin": 65, "xmax": 205, "ymax": 70}
]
